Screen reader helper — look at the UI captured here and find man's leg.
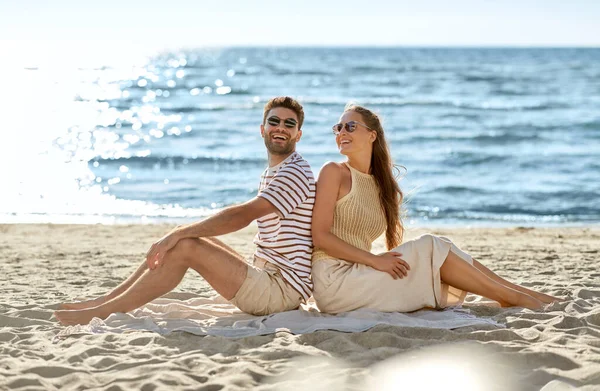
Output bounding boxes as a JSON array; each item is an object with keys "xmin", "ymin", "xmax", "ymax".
[
  {"xmin": 440, "ymin": 251, "xmax": 544, "ymax": 310},
  {"xmin": 54, "ymin": 238, "xmax": 249, "ymax": 325},
  {"xmin": 471, "ymin": 259, "xmax": 560, "ymax": 304},
  {"xmin": 59, "ymin": 261, "xmax": 148, "ymax": 310},
  {"xmin": 59, "ymin": 236, "xmax": 243, "ymax": 310}
]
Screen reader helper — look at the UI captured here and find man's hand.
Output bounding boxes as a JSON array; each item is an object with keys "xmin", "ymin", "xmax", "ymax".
[
  {"xmin": 369, "ymin": 252, "xmax": 410, "ymax": 279},
  {"xmin": 145, "ymin": 228, "xmax": 184, "ymax": 270}
]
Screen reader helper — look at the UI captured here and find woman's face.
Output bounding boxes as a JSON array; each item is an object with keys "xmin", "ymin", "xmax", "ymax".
[{"xmin": 334, "ymin": 111, "xmax": 376, "ymax": 156}]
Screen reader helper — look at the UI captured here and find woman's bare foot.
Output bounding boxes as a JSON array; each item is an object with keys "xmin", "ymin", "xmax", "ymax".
[
  {"xmin": 59, "ymin": 297, "xmax": 107, "ymax": 310},
  {"xmin": 54, "ymin": 308, "xmax": 108, "ymax": 326},
  {"xmin": 531, "ymin": 291, "xmax": 562, "ymax": 304},
  {"xmin": 492, "ymin": 293, "xmax": 546, "ymax": 309}
]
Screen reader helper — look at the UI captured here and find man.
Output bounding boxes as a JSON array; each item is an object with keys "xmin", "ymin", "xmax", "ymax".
[{"xmin": 55, "ymin": 96, "xmax": 316, "ymax": 325}]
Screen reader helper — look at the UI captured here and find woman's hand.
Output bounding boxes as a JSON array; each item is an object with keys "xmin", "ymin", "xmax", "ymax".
[
  {"xmin": 145, "ymin": 228, "xmax": 184, "ymax": 270},
  {"xmin": 370, "ymin": 252, "xmax": 410, "ymax": 279}
]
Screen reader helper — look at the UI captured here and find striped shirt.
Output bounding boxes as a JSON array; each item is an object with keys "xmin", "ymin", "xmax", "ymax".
[{"xmin": 253, "ymin": 151, "xmax": 316, "ymax": 301}]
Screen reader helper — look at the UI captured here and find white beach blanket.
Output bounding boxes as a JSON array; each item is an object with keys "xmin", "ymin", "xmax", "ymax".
[{"xmin": 54, "ymin": 295, "xmax": 502, "ymax": 341}]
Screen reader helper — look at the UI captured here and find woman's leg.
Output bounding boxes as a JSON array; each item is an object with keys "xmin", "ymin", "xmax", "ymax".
[
  {"xmin": 59, "ymin": 237, "xmax": 240, "ymax": 310},
  {"xmin": 471, "ymin": 259, "xmax": 560, "ymax": 304},
  {"xmin": 54, "ymin": 238, "xmax": 249, "ymax": 325},
  {"xmin": 440, "ymin": 251, "xmax": 544, "ymax": 310}
]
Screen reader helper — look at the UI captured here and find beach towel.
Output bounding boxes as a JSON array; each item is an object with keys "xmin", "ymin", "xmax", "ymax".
[{"xmin": 54, "ymin": 294, "xmax": 502, "ymax": 341}]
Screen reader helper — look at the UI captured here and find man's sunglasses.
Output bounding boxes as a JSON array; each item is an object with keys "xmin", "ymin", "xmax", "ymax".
[
  {"xmin": 332, "ymin": 121, "xmax": 373, "ymax": 135},
  {"xmin": 267, "ymin": 116, "xmax": 298, "ymax": 128}
]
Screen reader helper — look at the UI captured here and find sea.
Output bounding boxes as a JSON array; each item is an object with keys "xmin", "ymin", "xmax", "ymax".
[{"xmin": 2, "ymin": 47, "xmax": 599, "ymax": 226}]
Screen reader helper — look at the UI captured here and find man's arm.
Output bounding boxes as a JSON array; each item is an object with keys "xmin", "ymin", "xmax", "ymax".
[
  {"xmin": 177, "ymin": 197, "xmax": 278, "ymax": 238},
  {"xmin": 146, "ymin": 197, "xmax": 278, "ymax": 269}
]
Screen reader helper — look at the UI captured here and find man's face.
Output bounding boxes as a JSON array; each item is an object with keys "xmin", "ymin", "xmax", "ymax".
[{"xmin": 261, "ymin": 107, "xmax": 302, "ymax": 155}]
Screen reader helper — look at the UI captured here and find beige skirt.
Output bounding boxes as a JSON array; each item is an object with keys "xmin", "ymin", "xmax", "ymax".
[{"xmin": 312, "ymin": 234, "xmax": 473, "ymax": 314}]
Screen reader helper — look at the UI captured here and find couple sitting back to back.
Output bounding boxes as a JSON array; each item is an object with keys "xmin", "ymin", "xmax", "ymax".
[{"xmin": 55, "ymin": 96, "xmax": 559, "ymax": 325}]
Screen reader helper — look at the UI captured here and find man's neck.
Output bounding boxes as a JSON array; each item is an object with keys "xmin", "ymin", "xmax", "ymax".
[{"xmin": 268, "ymin": 151, "xmax": 295, "ymax": 168}]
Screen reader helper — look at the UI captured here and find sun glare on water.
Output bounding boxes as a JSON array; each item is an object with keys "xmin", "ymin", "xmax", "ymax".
[{"xmin": 0, "ymin": 39, "xmax": 208, "ymax": 223}]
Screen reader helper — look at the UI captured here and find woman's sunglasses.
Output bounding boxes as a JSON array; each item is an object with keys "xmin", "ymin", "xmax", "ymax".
[
  {"xmin": 267, "ymin": 116, "xmax": 298, "ymax": 128},
  {"xmin": 332, "ymin": 121, "xmax": 373, "ymax": 135}
]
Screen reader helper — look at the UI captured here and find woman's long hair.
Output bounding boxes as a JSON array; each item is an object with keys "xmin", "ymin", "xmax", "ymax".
[{"xmin": 344, "ymin": 104, "xmax": 404, "ymax": 249}]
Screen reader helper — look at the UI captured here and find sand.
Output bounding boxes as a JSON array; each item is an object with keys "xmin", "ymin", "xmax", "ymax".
[{"xmin": 0, "ymin": 223, "xmax": 599, "ymax": 390}]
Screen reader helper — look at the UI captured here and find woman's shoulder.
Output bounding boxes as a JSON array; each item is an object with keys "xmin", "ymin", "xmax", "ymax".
[{"xmin": 319, "ymin": 161, "xmax": 346, "ymax": 179}]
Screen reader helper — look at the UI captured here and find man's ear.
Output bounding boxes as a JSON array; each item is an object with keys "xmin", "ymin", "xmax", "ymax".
[
  {"xmin": 296, "ymin": 129, "xmax": 302, "ymax": 141},
  {"xmin": 260, "ymin": 124, "xmax": 265, "ymax": 138}
]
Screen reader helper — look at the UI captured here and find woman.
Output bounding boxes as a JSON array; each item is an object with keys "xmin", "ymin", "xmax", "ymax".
[{"xmin": 311, "ymin": 104, "xmax": 559, "ymax": 314}]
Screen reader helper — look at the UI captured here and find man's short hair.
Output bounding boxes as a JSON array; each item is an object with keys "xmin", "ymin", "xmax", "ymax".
[{"xmin": 263, "ymin": 96, "xmax": 304, "ymax": 129}]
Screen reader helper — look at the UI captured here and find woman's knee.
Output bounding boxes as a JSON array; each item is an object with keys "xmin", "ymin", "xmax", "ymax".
[{"xmin": 414, "ymin": 233, "xmax": 436, "ymax": 249}]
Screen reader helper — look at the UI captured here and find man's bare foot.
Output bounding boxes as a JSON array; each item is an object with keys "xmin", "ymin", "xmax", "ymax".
[
  {"xmin": 59, "ymin": 297, "xmax": 106, "ymax": 310},
  {"xmin": 496, "ymin": 299, "xmax": 511, "ymax": 307},
  {"xmin": 518, "ymin": 294, "xmax": 544, "ymax": 310},
  {"xmin": 54, "ymin": 308, "xmax": 106, "ymax": 326}
]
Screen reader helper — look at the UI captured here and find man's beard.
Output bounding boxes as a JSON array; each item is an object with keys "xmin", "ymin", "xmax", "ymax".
[{"xmin": 264, "ymin": 137, "xmax": 296, "ymax": 155}]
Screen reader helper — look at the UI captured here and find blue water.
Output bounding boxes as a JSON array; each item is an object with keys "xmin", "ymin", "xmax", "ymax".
[{"xmin": 4, "ymin": 48, "xmax": 600, "ymax": 225}]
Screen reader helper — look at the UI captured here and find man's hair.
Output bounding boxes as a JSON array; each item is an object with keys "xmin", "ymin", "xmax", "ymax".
[{"xmin": 263, "ymin": 96, "xmax": 304, "ymax": 129}]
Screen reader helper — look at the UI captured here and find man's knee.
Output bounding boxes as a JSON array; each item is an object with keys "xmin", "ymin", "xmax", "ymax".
[{"xmin": 171, "ymin": 237, "xmax": 212, "ymax": 260}]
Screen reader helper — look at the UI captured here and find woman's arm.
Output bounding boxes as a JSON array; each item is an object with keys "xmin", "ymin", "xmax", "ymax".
[{"xmin": 312, "ymin": 162, "xmax": 409, "ymax": 279}]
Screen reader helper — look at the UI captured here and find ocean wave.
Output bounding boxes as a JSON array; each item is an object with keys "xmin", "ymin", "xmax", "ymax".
[
  {"xmin": 123, "ymin": 84, "xmax": 252, "ymax": 96},
  {"xmin": 461, "ymin": 75, "xmax": 509, "ymax": 83},
  {"xmin": 230, "ymin": 68, "xmax": 263, "ymax": 75},
  {"xmin": 588, "ymin": 162, "xmax": 600, "ymax": 171},
  {"xmin": 465, "ymin": 101, "xmax": 568, "ymax": 111},
  {"xmin": 491, "ymin": 89, "xmax": 529, "ymax": 97},
  {"xmin": 525, "ymin": 190, "xmax": 600, "ymax": 203},
  {"xmin": 422, "ymin": 186, "xmax": 488, "ymax": 195},
  {"xmin": 162, "ymin": 102, "xmax": 258, "ymax": 113},
  {"xmin": 518, "ymin": 155, "xmax": 600, "ymax": 170},
  {"xmin": 158, "ymin": 102, "xmax": 257, "ymax": 113},
  {"xmin": 300, "ymin": 97, "xmax": 567, "ymax": 111},
  {"xmin": 179, "ymin": 64, "xmax": 217, "ymax": 70},
  {"xmin": 471, "ymin": 133, "xmax": 541, "ymax": 143},
  {"xmin": 491, "ymin": 124, "xmax": 564, "ymax": 132},
  {"xmin": 104, "ymin": 97, "xmax": 569, "ymax": 116},
  {"xmin": 349, "ymin": 65, "xmax": 398, "ymax": 72},
  {"xmin": 439, "ymin": 113, "xmax": 482, "ymax": 120},
  {"xmin": 442, "ymin": 152, "xmax": 509, "ymax": 166},
  {"xmin": 580, "ymin": 119, "xmax": 600, "ymax": 130},
  {"xmin": 346, "ymin": 64, "xmax": 460, "ymax": 73},
  {"xmin": 460, "ymin": 73, "xmax": 540, "ymax": 83},
  {"xmin": 470, "ymin": 205, "xmax": 600, "ymax": 217},
  {"xmin": 410, "ymin": 206, "xmax": 600, "ymax": 223},
  {"xmin": 406, "ymin": 132, "xmax": 541, "ymax": 144},
  {"xmin": 492, "ymin": 207, "xmax": 598, "ymax": 219},
  {"xmin": 91, "ymin": 155, "xmax": 265, "ymax": 168},
  {"xmin": 268, "ymin": 68, "xmax": 332, "ymax": 76},
  {"xmin": 369, "ymin": 80, "xmax": 410, "ymax": 87}
]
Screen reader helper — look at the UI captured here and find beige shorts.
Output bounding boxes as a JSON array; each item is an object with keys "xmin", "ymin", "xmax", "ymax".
[{"xmin": 230, "ymin": 257, "xmax": 303, "ymax": 316}]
